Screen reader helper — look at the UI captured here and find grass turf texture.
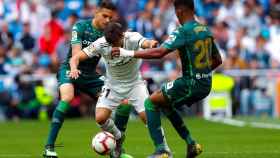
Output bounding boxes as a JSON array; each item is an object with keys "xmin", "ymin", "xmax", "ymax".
[{"xmin": 0, "ymin": 118, "xmax": 279, "ymax": 158}]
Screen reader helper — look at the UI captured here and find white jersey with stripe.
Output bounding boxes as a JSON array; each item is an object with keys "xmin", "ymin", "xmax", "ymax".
[{"xmin": 83, "ymin": 32, "xmax": 146, "ymax": 94}]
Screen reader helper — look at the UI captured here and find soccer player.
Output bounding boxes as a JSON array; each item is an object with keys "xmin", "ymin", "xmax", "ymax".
[
  {"xmin": 111, "ymin": 0, "xmax": 223, "ymax": 158},
  {"xmin": 42, "ymin": 1, "xmax": 126, "ymax": 158},
  {"xmin": 69, "ymin": 22, "xmax": 170, "ymax": 158}
]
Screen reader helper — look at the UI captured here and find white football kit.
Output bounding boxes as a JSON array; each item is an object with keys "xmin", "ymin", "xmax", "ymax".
[{"xmin": 83, "ymin": 32, "xmax": 149, "ymax": 113}]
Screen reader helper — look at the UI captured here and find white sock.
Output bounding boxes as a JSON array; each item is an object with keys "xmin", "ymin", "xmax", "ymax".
[{"xmin": 99, "ymin": 119, "xmax": 121, "ymax": 140}]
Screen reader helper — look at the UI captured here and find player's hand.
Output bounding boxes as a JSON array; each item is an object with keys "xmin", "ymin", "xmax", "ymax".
[
  {"xmin": 68, "ymin": 69, "xmax": 81, "ymax": 79},
  {"xmin": 149, "ymin": 40, "xmax": 159, "ymax": 48},
  {"xmin": 111, "ymin": 47, "xmax": 120, "ymax": 57}
]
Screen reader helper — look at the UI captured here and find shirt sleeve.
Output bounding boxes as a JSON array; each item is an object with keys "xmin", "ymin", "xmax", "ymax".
[
  {"xmin": 71, "ymin": 23, "xmax": 83, "ymax": 45},
  {"xmin": 82, "ymin": 38, "xmax": 104, "ymax": 58},
  {"xmin": 162, "ymin": 27, "xmax": 189, "ymax": 51},
  {"xmin": 127, "ymin": 32, "xmax": 147, "ymax": 50}
]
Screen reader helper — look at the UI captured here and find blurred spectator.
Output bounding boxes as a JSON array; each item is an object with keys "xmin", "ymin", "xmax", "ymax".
[
  {"xmin": 64, "ymin": 13, "xmax": 79, "ymax": 30},
  {"xmin": 254, "ymin": 34, "xmax": 271, "ymax": 68},
  {"xmin": 151, "ymin": 16, "xmax": 167, "ymax": 43},
  {"xmin": 20, "ymin": 22, "xmax": 35, "ymax": 52},
  {"xmin": 28, "ymin": 0, "xmax": 51, "ymax": 38},
  {"xmin": 266, "ymin": 3, "xmax": 280, "ymax": 68},
  {"xmin": 56, "ymin": 29, "xmax": 71, "ymax": 63},
  {"xmin": 223, "ymin": 47, "xmax": 248, "ymax": 69},
  {"xmin": 80, "ymin": 0, "xmax": 95, "ymax": 19},
  {"xmin": 216, "ymin": 0, "xmax": 244, "ymax": 30},
  {"xmin": 6, "ymin": 46, "xmax": 25, "ymax": 75},
  {"xmin": 239, "ymin": 0, "xmax": 262, "ymax": 37},
  {"xmin": 212, "ymin": 21, "xmax": 232, "ymax": 50},
  {"xmin": 136, "ymin": 11, "xmax": 153, "ymax": 38},
  {"xmin": 39, "ymin": 26, "xmax": 54, "ymax": 55},
  {"xmin": 0, "ymin": 45, "xmax": 7, "ymax": 74},
  {"xmin": 240, "ymin": 77, "xmax": 274, "ymax": 116},
  {"xmin": 0, "ymin": 21, "xmax": 14, "ymax": 50}
]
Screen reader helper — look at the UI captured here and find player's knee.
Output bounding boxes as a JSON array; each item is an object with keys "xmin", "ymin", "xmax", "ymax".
[
  {"xmin": 60, "ymin": 94, "xmax": 74, "ymax": 103},
  {"xmin": 95, "ymin": 112, "xmax": 108, "ymax": 125},
  {"xmin": 116, "ymin": 104, "xmax": 132, "ymax": 116}
]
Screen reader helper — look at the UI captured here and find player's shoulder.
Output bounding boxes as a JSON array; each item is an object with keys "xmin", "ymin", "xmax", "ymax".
[
  {"xmin": 124, "ymin": 31, "xmax": 142, "ymax": 38},
  {"xmin": 94, "ymin": 36, "xmax": 110, "ymax": 48},
  {"xmin": 185, "ymin": 21, "xmax": 211, "ymax": 34},
  {"xmin": 73, "ymin": 20, "xmax": 91, "ymax": 29}
]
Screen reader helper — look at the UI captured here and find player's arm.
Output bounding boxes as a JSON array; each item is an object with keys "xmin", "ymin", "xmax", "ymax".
[
  {"xmin": 210, "ymin": 41, "xmax": 222, "ymax": 70},
  {"xmin": 69, "ymin": 48, "xmax": 89, "ymax": 79},
  {"xmin": 112, "ymin": 30, "xmax": 184, "ymax": 58},
  {"xmin": 69, "ymin": 39, "xmax": 103, "ymax": 79},
  {"xmin": 112, "ymin": 47, "xmax": 171, "ymax": 59},
  {"xmin": 68, "ymin": 23, "xmax": 85, "ymax": 79}
]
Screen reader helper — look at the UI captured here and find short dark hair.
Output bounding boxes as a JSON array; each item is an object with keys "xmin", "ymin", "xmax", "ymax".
[
  {"xmin": 99, "ymin": 0, "xmax": 117, "ymax": 11},
  {"xmin": 104, "ymin": 22, "xmax": 125, "ymax": 44},
  {"xmin": 174, "ymin": 0, "xmax": 194, "ymax": 10}
]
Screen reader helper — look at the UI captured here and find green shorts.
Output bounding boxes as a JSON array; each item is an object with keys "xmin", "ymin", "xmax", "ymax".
[
  {"xmin": 57, "ymin": 65, "xmax": 104, "ymax": 97},
  {"xmin": 161, "ymin": 77, "xmax": 211, "ymax": 107}
]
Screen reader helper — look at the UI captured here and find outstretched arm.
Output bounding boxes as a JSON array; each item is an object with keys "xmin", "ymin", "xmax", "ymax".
[
  {"xmin": 69, "ymin": 48, "xmax": 89, "ymax": 79},
  {"xmin": 111, "ymin": 46, "xmax": 171, "ymax": 59}
]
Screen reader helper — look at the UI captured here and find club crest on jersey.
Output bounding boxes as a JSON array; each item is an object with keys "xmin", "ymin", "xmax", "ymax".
[{"xmin": 72, "ymin": 31, "xmax": 78, "ymax": 41}]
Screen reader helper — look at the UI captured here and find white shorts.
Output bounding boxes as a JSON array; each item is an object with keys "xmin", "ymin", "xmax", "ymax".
[{"xmin": 96, "ymin": 81, "xmax": 149, "ymax": 113}]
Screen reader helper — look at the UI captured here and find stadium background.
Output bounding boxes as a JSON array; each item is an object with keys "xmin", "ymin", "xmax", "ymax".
[
  {"xmin": 0, "ymin": 0, "xmax": 280, "ymax": 158},
  {"xmin": 1, "ymin": 0, "xmax": 280, "ymax": 120}
]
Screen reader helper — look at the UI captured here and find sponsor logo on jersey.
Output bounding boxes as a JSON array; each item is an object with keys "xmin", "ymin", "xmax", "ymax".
[{"xmin": 82, "ymin": 40, "xmax": 92, "ymax": 46}]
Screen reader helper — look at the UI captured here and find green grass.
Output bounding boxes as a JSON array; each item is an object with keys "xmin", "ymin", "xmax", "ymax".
[{"xmin": 0, "ymin": 118, "xmax": 280, "ymax": 158}]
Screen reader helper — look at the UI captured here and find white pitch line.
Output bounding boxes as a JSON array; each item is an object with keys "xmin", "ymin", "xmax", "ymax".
[
  {"xmin": 205, "ymin": 117, "xmax": 246, "ymax": 127},
  {"xmin": 206, "ymin": 117, "xmax": 280, "ymax": 130},
  {"xmin": 250, "ymin": 122, "xmax": 280, "ymax": 129}
]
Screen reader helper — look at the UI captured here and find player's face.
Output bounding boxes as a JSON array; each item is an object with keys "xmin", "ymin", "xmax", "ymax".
[
  {"xmin": 112, "ymin": 33, "xmax": 124, "ymax": 47},
  {"xmin": 95, "ymin": 8, "xmax": 115, "ymax": 30}
]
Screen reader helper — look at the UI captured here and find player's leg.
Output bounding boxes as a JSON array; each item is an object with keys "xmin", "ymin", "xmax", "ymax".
[
  {"xmin": 144, "ymin": 90, "xmax": 173, "ymax": 158},
  {"xmin": 130, "ymin": 82, "xmax": 171, "ymax": 155},
  {"xmin": 44, "ymin": 83, "xmax": 74, "ymax": 158},
  {"xmin": 95, "ymin": 107, "xmax": 121, "ymax": 137},
  {"xmin": 161, "ymin": 79, "xmax": 207, "ymax": 158},
  {"xmin": 114, "ymin": 103, "xmax": 133, "ymax": 133},
  {"xmin": 113, "ymin": 104, "xmax": 134, "ymax": 158},
  {"xmin": 95, "ymin": 87, "xmax": 124, "ymax": 158},
  {"xmin": 162, "ymin": 107, "xmax": 195, "ymax": 145}
]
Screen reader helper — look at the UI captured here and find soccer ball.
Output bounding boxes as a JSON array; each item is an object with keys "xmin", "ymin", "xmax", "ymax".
[{"xmin": 92, "ymin": 131, "xmax": 116, "ymax": 155}]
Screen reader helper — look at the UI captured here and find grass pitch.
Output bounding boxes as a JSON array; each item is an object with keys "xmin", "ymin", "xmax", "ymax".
[{"xmin": 0, "ymin": 118, "xmax": 279, "ymax": 158}]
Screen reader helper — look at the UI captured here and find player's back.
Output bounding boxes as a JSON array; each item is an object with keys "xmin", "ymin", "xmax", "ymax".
[{"xmin": 168, "ymin": 21, "xmax": 218, "ymax": 83}]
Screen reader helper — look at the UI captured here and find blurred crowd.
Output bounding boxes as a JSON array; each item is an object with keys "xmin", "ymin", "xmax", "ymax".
[{"xmin": 0, "ymin": 0, "xmax": 280, "ymax": 120}]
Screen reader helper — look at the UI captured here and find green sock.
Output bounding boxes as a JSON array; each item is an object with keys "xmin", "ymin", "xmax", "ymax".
[
  {"xmin": 164, "ymin": 108, "xmax": 195, "ymax": 145},
  {"xmin": 46, "ymin": 101, "xmax": 70, "ymax": 147},
  {"xmin": 144, "ymin": 98, "xmax": 165, "ymax": 151},
  {"xmin": 114, "ymin": 104, "xmax": 132, "ymax": 132}
]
